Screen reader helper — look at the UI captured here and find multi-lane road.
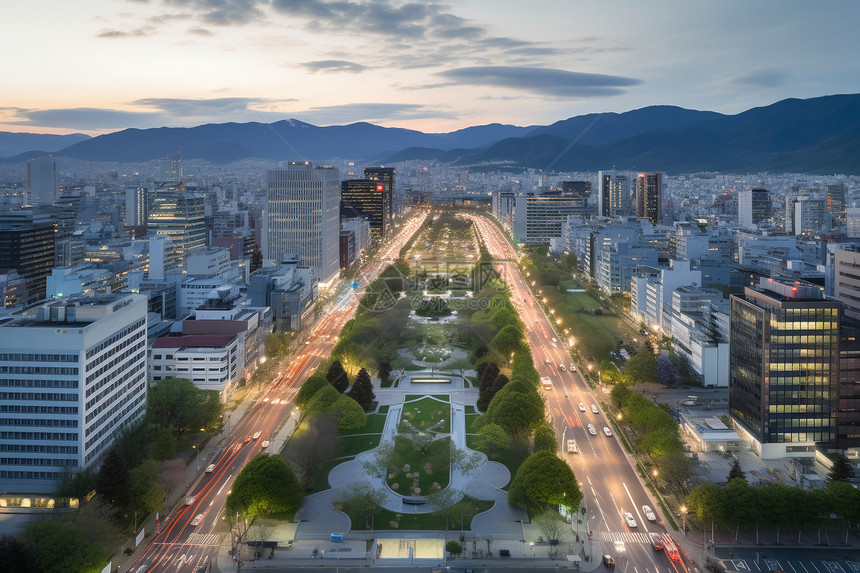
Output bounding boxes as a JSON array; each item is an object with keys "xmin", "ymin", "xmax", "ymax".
[
  {"xmin": 469, "ymin": 214, "xmax": 696, "ymax": 573},
  {"xmin": 127, "ymin": 212, "xmax": 428, "ymax": 573}
]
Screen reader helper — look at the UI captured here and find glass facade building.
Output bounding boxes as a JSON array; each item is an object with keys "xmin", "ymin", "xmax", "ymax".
[
  {"xmin": 146, "ymin": 183, "xmax": 206, "ymax": 269},
  {"xmin": 341, "ymin": 179, "xmax": 387, "ymax": 239},
  {"xmin": 729, "ymin": 278, "xmax": 841, "ymax": 457}
]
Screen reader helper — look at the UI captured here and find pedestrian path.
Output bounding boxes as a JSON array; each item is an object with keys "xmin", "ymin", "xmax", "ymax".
[
  {"xmin": 599, "ymin": 530, "xmax": 654, "ymax": 544},
  {"xmin": 185, "ymin": 533, "xmax": 223, "ymax": 546}
]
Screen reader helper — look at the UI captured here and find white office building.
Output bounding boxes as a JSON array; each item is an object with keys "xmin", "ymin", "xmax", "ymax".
[
  {"xmin": 0, "ymin": 293, "xmax": 148, "ymax": 494},
  {"xmin": 265, "ymin": 162, "xmax": 340, "ymax": 286}
]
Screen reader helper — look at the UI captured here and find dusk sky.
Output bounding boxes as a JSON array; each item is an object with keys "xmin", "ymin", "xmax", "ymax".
[{"xmin": 2, "ymin": 0, "xmax": 858, "ymax": 136}]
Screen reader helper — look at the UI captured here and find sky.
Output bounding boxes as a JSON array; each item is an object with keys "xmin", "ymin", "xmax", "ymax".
[{"xmin": 1, "ymin": 0, "xmax": 858, "ymax": 136}]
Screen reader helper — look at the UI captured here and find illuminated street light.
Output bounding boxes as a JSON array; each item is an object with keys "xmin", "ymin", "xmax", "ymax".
[
  {"xmin": 587, "ymin": 364, "xmax": 593, "ymax": 372},
  {"xmin": 616, "ymin": 413, "xmax": 622, "ymax": 421},
  {"xmin": 652, "ymin": 469, "xmax": 659, "ymax": 478},
  {"xmin": 680, "ymin": 505, "xmax": 687, "ymax": 535}
]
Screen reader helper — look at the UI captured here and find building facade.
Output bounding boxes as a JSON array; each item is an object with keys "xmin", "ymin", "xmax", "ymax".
[
  {"xmin": 341, "ymin": 179, "xmax": 387, "ymax": 239},
  {"xmin": 146, "ymin": 183, "xmax": 207, "ymax": 269},
  {"xmin": 0, "ymin": 212, "xmax": 56, "ymax": 305},
  {"xmin": 636, "ymin": 172, "xmax": 662, "ymax": 225}
]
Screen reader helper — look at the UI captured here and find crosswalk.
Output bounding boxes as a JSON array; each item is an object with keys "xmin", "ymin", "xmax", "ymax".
[
  {"xmin": 599, "ymin": 531, "xmax": 655, "ymax": 544},
  {"xmin": 186, "ymin": 533, "xmax": 223, "ymax": 546}
]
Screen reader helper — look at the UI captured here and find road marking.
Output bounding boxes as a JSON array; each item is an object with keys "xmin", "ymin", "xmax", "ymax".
[
  {"xmin": 812, "ymin": 562, "xmax": 823, "ymax": 573},
  {"xmin": 217, "ymin": 474, "xmax": 233, "ymax": 495},
  {"xmin": 764, "ymin": 560, "xmax": 782, "ymax": 572},
  {"xmin": 799, "ymin": 562, "xmax": 810, "ymax": 573},
  {"xmin": 823, "ymin": 563, "xmax": 847, "ymax": 573},
  {"xmin": 787, "ymin": 562, "xmax": 798, "ymax": 573}
]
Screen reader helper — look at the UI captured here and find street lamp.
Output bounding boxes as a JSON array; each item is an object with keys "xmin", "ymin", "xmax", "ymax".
[
  {"xmin": 617, "ymin": 413, "xmax": 623, "ymax": 422},
  {"xmin": 681, "ymin": 505, "xmax": 688, "ymax": 535},
  {"xmin": 652, "ymin": 469, "xmax": 659, "ymax": 479}
]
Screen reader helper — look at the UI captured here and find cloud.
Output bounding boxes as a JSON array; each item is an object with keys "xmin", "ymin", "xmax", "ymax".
[
  {"xmin": 300, "ymin": 60, "xmax": 368, "ymax": 74},
  {"xmin": 164, "ymin": 0, "xmax": 265, "ymax": 25},
  {"xmin": 437, "ymin": 66, "xmax": 642, "ymax": 98},
  {"xmin": 97, "ymin": 27, "xmax": 154, "ymax": 38},
  {"xmin": 290, "ymin": 102, "xmax": 458, "ymax": 125},
  {"xmin": 735, "ymin": 69, "xmax": 787, "ymax": 88},
  {"xmin": 9, "ymin": 108, "xmax": 162, "ymax": 130},
  {"xmin": 133, "ymin": 96, "xmax": 298, "ymax": 117},
  {"xmin": 187, "ymin": 26, "xmax": 214, "ymax": 35}
]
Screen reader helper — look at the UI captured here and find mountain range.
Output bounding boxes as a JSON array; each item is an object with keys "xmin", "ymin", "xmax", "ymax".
[{"xmin": 3, "ymin": 93, "xmax": 860, "ymax": 174}]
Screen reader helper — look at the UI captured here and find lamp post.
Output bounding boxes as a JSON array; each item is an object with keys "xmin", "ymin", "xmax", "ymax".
[{"xmin": 681, "ymin": 505, "xmax": 687, "ymax": 535}]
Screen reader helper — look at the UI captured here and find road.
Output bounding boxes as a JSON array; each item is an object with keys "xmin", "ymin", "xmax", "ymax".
[
  {"xmin": 127, "ymin": 212, "xmax": 428, "ymax": 573},
  {"xmin": 468, "ymin": 214, "xmax": 696, "ymax": 573}
]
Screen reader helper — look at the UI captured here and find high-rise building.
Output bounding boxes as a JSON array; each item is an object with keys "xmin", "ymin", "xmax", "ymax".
[
  {"xmin": 146, "ymin": 183, "xmax": 207, "ymax": 269},
  {"xmin": 738, "ymin": 188, "xmax": 770, "ymax": 229},
  {"xmin": 636, "ymin": 172, "xmax": 662, "ymax": 225},
  {"xmin": 561, "ymin": 180, "xmax": 591, "ymax": 198},
  {"xmin": 834, "ymin": 247, "xmax": 860, "ymax": 322},
  {"xmin": 125, "ymin": 187, "xmax": 148, "ymax": 227},
  {"xmin": 0, "ymin": 212, "xmax": 55, "ymax": 305},
  {"xmin": 341, "ymin": 179, "xmax": 388, "ymax": 239},
  {"xmin": 364, "ymin": 167, "xmax": 395, "ymax": 220},
  {"xmin": 827, "ymin": 183, "xmax": 846, "ymax": 226},
  {"xmin": 729, "ymin": 278, "xmax": 841, "ymax": 459},
  {"xmin": 598, "ymin": 170, "xmax": 631, "ymax": 217},
  {"xmin": 26, "ymin": 157, "xmax": 59, "ymax": 205},
  {"xmin": 0, "ymin": 293, "xmax": 148, "ymax": 493},
  {"xmin": 265, "ymin": 162, "xmax": 340, "ymax": 285}
]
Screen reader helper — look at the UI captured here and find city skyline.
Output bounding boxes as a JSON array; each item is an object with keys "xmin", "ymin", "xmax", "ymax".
[{"xmin": 2, "ymin": 1, "xmax": 858, "ymax": 135}]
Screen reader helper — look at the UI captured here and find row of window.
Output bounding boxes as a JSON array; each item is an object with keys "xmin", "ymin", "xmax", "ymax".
[
  {"xmin": 0, "ymin": 419, "xmax": 78, "ymax": 427},
  {"xmin": 0, "ymin": 458, "xmax": 77, "ymax": 467},
  {"xmin": 0, "ymin": 353, "xmax": 77, "ymax": 363},
  {"xmin": 0, "ymin": 379, "xmax": 78, "ymax": 389},
  {"xmin": 85, "ymin": 374, "xmax": 144, "ymax": 424},
  {"xmin": 0, "ymin": 432, "xmax": 78, "ymax": 441},
  {"xmin": 0, "ymin": 366, "xmax": 79, "ymax": 375},
  {"xmin": 0, "ymin": 392, "xmax": 78, "ymax": 402},
  {"xmin": 84, "ymin": 397, "xmax": 144, "ymax": 455},
  {"xmin": 0, "ymin": 471, "xmax": 63, "ymax": 480},
  {"xmin": 0, "ymin": 444, "xmax": 78, "ymax": 454},
  {"xmin": 84, "ymin": 318, "xmax": 145, "ymax": 360},
  {"xmin": 85, "ymin": 342, "xmax": 145, "ymax": 393},
  {"xmin": 85, "ymin": 352, "xmax": 145, "ymax": 407},
  {"xmin": 0, "ymin": 406, "xmax": 78, "ymax": 414}
]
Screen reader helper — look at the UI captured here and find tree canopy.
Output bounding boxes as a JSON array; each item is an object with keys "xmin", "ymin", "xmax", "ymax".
[
  {"xmin": 347, "ymin": 367, "xmax": 375, "ymax": 409},
  {"xmin": 296, "ymin": 372, "xmax": 329, "ymax": 408},
  {"xmin": 326, "ymin": 360, "xmax": 350, "ymax": 393},
  {"xmin": 624, "ymin": 349, "xmax": 658, "ymax": 385},
  {"xmin": 827, "ymin": 454, "xmax": 854, "ymax": 483},
  {"xmin": 484, "ymin": 378, "xmax": 544, "ymax": 439},
  {"xmin": 147, "ymin": 377, "xmax": 223, "ymax": 437},
  {"xmin": 226, "ymin": 454, "xmax": 304, "ymax": 520},
  {"xmin": 508, "ymin": 451, "xmax": 582, "ymax": 514},
  {"xmin": 18, "ymin": 521, "xmax": 105, "ymax": 573}
]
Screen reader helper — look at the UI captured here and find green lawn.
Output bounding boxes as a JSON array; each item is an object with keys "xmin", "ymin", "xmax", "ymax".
[
  {"xmin": 311, "ymin": 456, "xmax": 352, "ymax": 494},
  {"xmin": 339, "ymin": 414, "xmax": 387, "ymax": 436},
  {"xmin": 400, "ymin": 397, "xmax": 451, "ymax": 433},
  {"xmin": 378, "ymin": 404, "xmax": 390, "ymax": 414},
  {"xmin": 464, "ymin": 413, "xmax": 480, "ymax": 434},
  {"xmin": 337, "ymin": 495, "xmax": 494, "ymax": 531},
  {"xmin": 465, "ymin": 435, "xmax": 523, "ymax": 490},
  {"xmin": 336, "ymin": 434, "xmax": 382, "ymax": 458},
  {"xmin": 386, "ymin": 436, "xmax": 451, "ymax": 495}
]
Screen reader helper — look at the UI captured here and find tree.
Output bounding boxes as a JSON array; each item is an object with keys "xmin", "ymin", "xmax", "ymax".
[
  {"xmin": 284, "ymin": 413, "xmax": 338, "ymax": 490},
  {"xmin": 477, "ymin": 373, "xmax": 508, "ymax": 412},
  {"xmin": 534, "ymin": 510, "xmax": 568, "ymax": 547},
  {"xmin": 18, "ymin": 520, "xmax": 105, "ymax": 573},
  {"xmin": 296, "ymin": 372, "xmax": 329, "ymax": 408},
  {"xmin": 377, "ymin": 360, "xmax": 392, "ymax": 382},
  {"xmin": 264, "ymin": 332, "xmax": 286, "ymax": 358},
  {"xmin": 532, "ymin": 422, "xmax": 557, "ymax": 453},
  {"xmin": 226, "ymin": 454, "xmax": 304, "ymax": 520},
  {"xmin": 127, "ymin": 459, "xmax": 166, "ymax": 523},
  {"xmin": 484, "ymin": 379, "xmax": 545, "ymax": 439},
  {"xmin": 656, "ymin": 354, "xmax": 678, "ymax": 385},
  {"xmin": 96, "ymin": 446, "xmax": 129, "ymax": 506},
  {"xmin": 727, "ymin": 458, "xmax": 746, "ymax": 483},
  {"xmin": 445, "ymin": 540, "xmax": 463, "ymax": 556},
  {"xmin": 657, "ymin": 451, "xmax": 698, "ymax": 496},
  {"xmin": 624, "ymin": 349, "xmax": 658, "ymax": 385},
  {"xmin": 56, "ymin": 468, "xmax": 97, "ymax": 500},
  {"xmin": 827, "ymin": 454, "xmax": 854, "ymax": 483},
  {"xmin": 148, "ymin": 377, "xmax": 223, "ymax": 437},
  {"xmin": 329, "ymin": 394, "xmax": 367, "ymax": 429},
  {"xmin": 340, "ymin": 483, "xmax": 386, "ymax": 530},
  {"xmin": 326, "ymin": 360, "xmax": 350, "ymax": 393},
  {"xmin": 476, "ymin": 423, "xmax": 510, "ymax": 457},
  {"xmin": 360, "ymin": 441, "xmax": 395, "ymax": 478},
  {"xmin": 347, "ymin": 368, "xmax": 375, "ymax": 409},
  {"xmin": 305, "ymin": 384, "xmax": 341, "ymax": 415},
  {"xmin": 508, "ymin": 451, "xmax": 582, "ymax": 514},
  {"xmin": 610, "ymin": 382, "xmax": 631, "ymax": 408},
  {"xmin": 491, "ymin": 324, "xmax": 524, "ymax": 356},
  {"xmin": 0, "ymin": 534, "xmax": 36, "ymax": 573},
  {"xmin": 450, "ymin": 443, "xmax": 483, "ymax": 474}
]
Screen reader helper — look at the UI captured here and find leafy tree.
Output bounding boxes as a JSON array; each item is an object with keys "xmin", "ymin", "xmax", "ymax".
[
  {"xmin": 296, "ymin": 372, "xmax": 329, "ymax": 408},
  {"xmin": 226, "ymin": 454, "xmax": 304, "ymax": 520},
  {"xmin": 727, "ymin": 458, "xmax": 746, "ymax": 483},
  {"xmin": 264, "ymin": 332, "xmax": 286, "ymax": 357},
  {"xmin": 484, "ymin": 378, "xmax": 544, "ymax": 439},
  {"xmin": 445, "ymin": 540, "xmax": 463, "ymax": 556},
  {"xmin": 472, "ymin": 344, "xmax": 489, "ymax": 361},
  {"xmin": 96, "ymin": 446, "xmax": 129, "ymax": 506},
  {"xmin": 127, "ymin": 459, "xmax": 166, "ymax": 521},
  {"xmin": 347, "ymin": 368, "xmax": 375, "ymax": 409},
  {"xmin": 827, "ymin": 454, "xmax": 854, "ymax": 483},
  {"xmin": 19, "ymin": 520, "xmax": 105, "ymax": 573},
  {"xmin": 0, "ymin": 534, "xmax": 36, "ymax": 573},
  {"xmin": 490, "ymin": 305, "xmax": 521, "ymax": 333},
  {"xmin": 532, "ymin": 422, "xmax": 557, "ymax": 453},
  {"xmin": 377, "ymin": 360, "xmax": 392, "ymax": 382},
  {"xmin": 340, "ymin": 483, "xmax": 386, "ymax": 530},
  {"xmin": 56, "ymin": 468, "xmax": 97, "ymax": 500},
  {"xmin": 610, "ymin": 382, "xmax": 631, "ymax": 408},
  {"xmin": 326, "ymin": 360, "xmax": 350, "ymax": 393},
  {"xmin": 656, "ymin": 354, "xmax": 678, "ymax": 385},
  {"xmin": 491, "ymin": 324, "xmax": 525, "ymax": 357},
  {"xmin": 657, "ymin": 451, "xmax": 698, "ymax": 496},
  {"xmin": 149, "ymin": 427, "xmax": 178, "ymax": 461},
  {"xmin": 148, "ymin": 377, "xmax": 223, "ymax": 437},
  {"xmin": 476, "ymin": 423, "xmax": 510, "ymax": 457},
  {"xmin": 624, "ymin": 348, "xmax": 658, "ymax": 384},
  {"xmin": 329, "ymin": 394, "xmax": 367, "ymax": 429},
  {"xmin": 508, "ymin": 450, "xmax": 582, "ymax": 514},
  {"xmin": 450, "ymin": 443, "xmax": 483, "ymax": 474},
  {"xmin": 284, "ymin": 413, "xmax": 338, "ymax": 490},
  {"xmin": 305, "ymin": 384, "xmax": 341, "ymax": 415},
  {"xmin": 534, "ymin": 510, "xmax": 568, "ymax": 548},
  {"xmin": 477, "ymin": 362, "xmax": 500, "ymax": 388},
  {"xmin": 511, "ymin": 349, "xmax": 541, "ymax": 387},
  {"xmin": 477, "ymin": 373, "xmax": 508, "ymax": 412}
]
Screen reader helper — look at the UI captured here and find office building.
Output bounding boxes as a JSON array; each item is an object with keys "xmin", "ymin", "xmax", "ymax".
[
  {"xmin": 341, "ymin": 179, "xmax": 388, "ymax": 238},
  {"xmin": 125, "ymin": 187, "xmax": 148, "ymax": 227},
  {"xmin": 729, "ymin": 278, "xmax": 841, "ymax": 459},
  {"xmin": 827, "ymin": 183, "xmax": 846, "ymax": 226},
  {"xmin": 834, "ymin": 247, "xmax": 860, "ymax": 322},
  {"xmin": 26, "ymin": 157, "xmax": 59, "ymax": 205},
  {"xmin": 738, "ymin": 188, "xmax": 770, "ymax": 229},
  {"xmin": 636, "ymin": 172, "xmax": 662, "ymax": 225},
  {"xmin": 265, "ymin": 162, "xmax": 340, "ymax": 286},
  {"xmin": 561, "ymin": 180, "xmax": 591, "ymax": 198},
  {"xmin": 0, "ymin": 212, "xmax": 55, "ymax": 305},
  {"xmin": 512, "ymin": 193, "xmax": 591, "ymax": 246},
  {"xmin": 598, "ymin": 170, "xmax": 632, "ymax": 218},
  {"xmin": 364, "ymin": 167, "xmax": 395, "ymax": 220},
  {"xmin": 0, "ymin": 293, "xmax": 148, "ymax": 494},
  {"xmin": 146, "ymin": 183, "xmax": 207, "ymax": 268}
]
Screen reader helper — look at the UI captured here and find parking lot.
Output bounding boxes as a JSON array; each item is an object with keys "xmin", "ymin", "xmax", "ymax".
[{"xmin": 715, "ymin": 546, "xmax": 860, "ymax": 573}]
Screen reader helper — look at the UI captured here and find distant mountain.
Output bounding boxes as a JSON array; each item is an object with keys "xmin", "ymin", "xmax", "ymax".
[
  {"xmin": 53, "ymin": 119, "xmax": 530, "ymax": 164},
  {"xmin": 5, "ymin": 94, "xmax": 860, "ymax": 173},
  {"xmin": 0, "ymin": 131, "xmax": 90, "ymax": 158}
]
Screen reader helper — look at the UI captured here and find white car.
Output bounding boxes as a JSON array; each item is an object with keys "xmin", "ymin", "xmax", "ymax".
[
  {"xmin": 544, "ymin": 358, "xmax": 552, "ymax": 364},
  {"xmin": 587, "ymin": 424, "xmax": 597, "ymax": 435},
  {"xmin": 262, "ymin": 397, "xmax": 269, "ymax": 403},
  {"xmin": 591, "ymin": 404, "xmax": 599, "ymax": 414},
  {"xmin": 642, "ymin": 505, "xmax": 657, "ymax": 522},
  {"xmin": 185, "ymin": 495, "xmax": 197, "ymax": 506},
  {"xmin": 551, "ymin": 337, "xmax": 558, "ymax": 343},
  {"xmin": 559, "ymin": 364, "xmax": 567, "ymax": 372},
  {"xmin": 205, "ymin": 464, "xmax": 215, "ymax": 473},
  {"xmin": 569, "ymin": 364, "xmax": 576, "ymax": 372},
  {"xmin": 191, "ymin": 513, "xmax": 204, "ymax": 526},
  {"xmin": 578, "ymin": 402, "xmax": 586, "ymax": 412},
  {"xmin": 603, "ymin": 426, "xmax": 613, "ymax": 437},
  {"xmin": 261, "ymin": 440, "xmax": 270, "ymax": 448},
  {"xmin": 253, "ymin": 431, "xmax": 261, "ymax": 440},
  {"xmin": 624, "ymin": 512, "xmax": 637, "ymax": 528}
]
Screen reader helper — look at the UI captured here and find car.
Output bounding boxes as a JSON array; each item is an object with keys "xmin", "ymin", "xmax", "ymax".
[
  {"xmin": 603, "ymin": 427, "xmax": 613, "ymax": 437},
  {"xmin": 261, "ymin": 440, "xmax": 270, "ymax": 448},
  {"xmin": 559, "ymin": 364, "xmax": 567, "ymax": 371},
  {"xmin": 567, "ymin": 439, "xmax": 578, "ymax": 454},
  {"xmin": 544, "ymin": 358, "xmax": 552, "ymax": 364},
  {"xmin": 591, "ymin": 404, "xmax": 599, "ymax": 414},
  {"xmin": 262, "ymin": 397, "xmax": 269, "ymax": 403},
  {"xmin": 551, "ymin": 337, "xmax": 558, "ymax": 343},
  {"xmin": 602, "ymin": 554, "xmax": 615, "ymax": 567},
  {"xmin": 649, "ymin": 533, "xmax": 664, "ymax": 551},
  {"xmin": 578, "ymin": 402, "xmax": 586, "ymax": 412},
  {"xmin": 205, "ymin": 464, "xmax": 215, "ymax": 473},
  {"xmin": 534, "ymin": 319, "xmax": 539, "ymax": 325},
  {"xmin": 624, "ymin": 512, "xmax": 637, "ymax": 528},
  {"xmin": 569, "ymin": 364, "xmax": 576, "ymax": 371},
  {"xmin": 587, "ymin": 424, "xmax": 597, "ymax": 435},
  {"xmin": 243, "ymin": 436, "xmax": 251, "ymax": 444},
  {"xmin": 185, "ymin": 495, "xmax": 197, "ymax": 506},
  {"xmin": 191, "ymin": 513, "xmax": 204, "ymax": 526},
  {"xmin": 253, "ymin": 431, "xmax": 261, "ymax": 440},
  {"xmin": 642, "ymin": 505, "xmax": 657, "ymax": 522}
]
